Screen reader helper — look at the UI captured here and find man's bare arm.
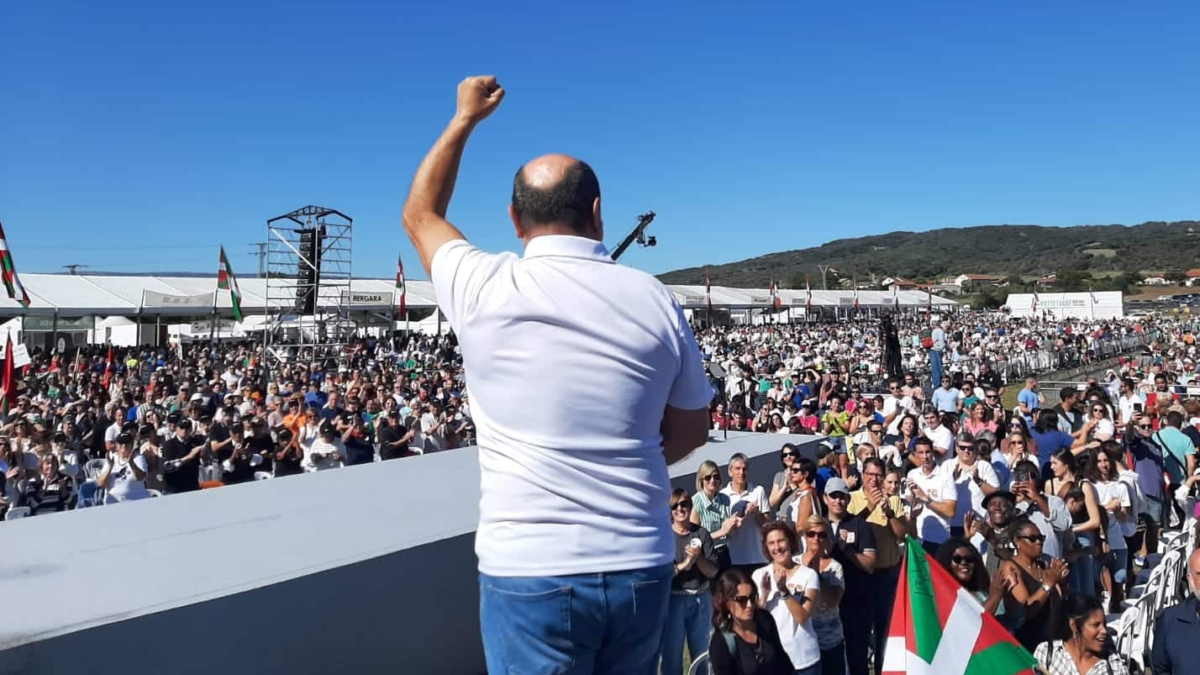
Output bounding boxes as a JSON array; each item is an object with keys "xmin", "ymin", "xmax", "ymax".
[
  {"xmin": 402, "ymin": 76, "xmax": 505, "ymax": 277},
  {"xmin": 662, "ymin": 406, "xmax": 710, "ymax": 464}
]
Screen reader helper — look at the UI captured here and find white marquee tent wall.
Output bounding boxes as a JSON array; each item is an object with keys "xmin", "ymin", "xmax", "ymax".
[{"xmin": 0, "ymin": 274, "xmax": 957, "ymax": 318}]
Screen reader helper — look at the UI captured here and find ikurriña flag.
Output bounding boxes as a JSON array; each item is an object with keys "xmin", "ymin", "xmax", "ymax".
[
  {"xmin": 396, "ymin": 254, "xmax": 407, "ymax": 315},
  {"xmin": 0, "ymin": 220, "xmax": 31, "ymax": 308},
  {"xmin": 705, "ymin": 267, "xmax": 713, "ymax": 314},
  {"xmin": 217, "ymin": 246, "xmax": 243, "ymax": 322},
  {"xmin": 881, "ymin": 537, "xmax": 1036, "ymax": 675}
]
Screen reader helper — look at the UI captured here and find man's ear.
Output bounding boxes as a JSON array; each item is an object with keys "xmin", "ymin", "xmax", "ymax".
[
  {"xmin": 509, "ymin": 204, "xmax": 525, "ymax": 240},
  {"xmin": 591, "ymin": 196, "xmax": 603, "ymax": 240}
]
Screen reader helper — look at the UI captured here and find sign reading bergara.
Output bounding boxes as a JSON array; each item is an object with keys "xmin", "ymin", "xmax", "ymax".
[
  {"xmin": 22, "ymin": 316, "xmax": 96, "ymax": 332},
  {"xmin": 142, "ymin": 291, "xmax": 216, "ymax": 308},
  {"xmin": 339, "ymin": 291, "xmax": 389, "ymax": 306}
]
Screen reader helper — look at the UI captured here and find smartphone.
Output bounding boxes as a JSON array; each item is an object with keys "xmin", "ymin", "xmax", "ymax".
[{"xmin": 1133, "ymin": 402, "xmax": 1143, "ymax": 413}]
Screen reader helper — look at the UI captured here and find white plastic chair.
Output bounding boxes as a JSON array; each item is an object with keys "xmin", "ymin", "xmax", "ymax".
[
  {"xmin": 83, "ymin": 458, "xmax": 106, "ymax": 480},
  {"xmin": 688, "ymin": 652, "xmax": 709, "ymax": 675},
  {"xmin": 5, "ymin": 506, "xmax": 31, "ymax": 520},
  {"xmin": 254, "ymin": 471, "xmax": 272, "ymax": 481}
]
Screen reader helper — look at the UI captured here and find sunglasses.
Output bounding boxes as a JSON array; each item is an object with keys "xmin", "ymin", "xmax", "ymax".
[
  {"xmin": 782, "ymin": 452, "xmax": 797, "ymax": 459},
  {"xmin": 1018, "ymin": 534, "xmax": 1046, "ymax": 544},
  {"xmin": 958, "ymin": 445, "xmax": 976, "ymax": 453},
  {"xmin": 732, "ymin": 595, "xmax": 755, "ymax": 607},
  {"xmin": 671, "ymin": 502, "xmax": 692, "ymax": 511},
  {"xmin": 788, "ymin": 466, "xmax": 804, "ymax": 474},
  {"xmin": 868, "ymin": 427, "xmax": 883, "ymax": 433},
  {"xmin": 950, "ymin": 555, "xmax": 976, "ymax": 565},
  {"xmin": 1138, "ymin": 425, "xmax": 1153, "ymax": 430},
  {"xmin": 805, "ymin": 531, "xmax": 830, "ymax": 539},
  {"xmin": 703, "ymin": 474, "xmax": 721, "ymax": 482}
]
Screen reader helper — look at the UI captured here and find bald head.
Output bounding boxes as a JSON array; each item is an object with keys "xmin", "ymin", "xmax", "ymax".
[
  {"xmin": 510, "ymin": 154, "xmax": 601, "ymax": 238},
  {"xmin": 1190, "ymin": 548, "xmax": 1200, "ymax": 598}
]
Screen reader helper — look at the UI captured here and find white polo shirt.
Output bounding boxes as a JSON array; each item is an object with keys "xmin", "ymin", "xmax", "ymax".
[{"xmin": 432, "ymin": 236, "xmax": 714, "ymax": 577}]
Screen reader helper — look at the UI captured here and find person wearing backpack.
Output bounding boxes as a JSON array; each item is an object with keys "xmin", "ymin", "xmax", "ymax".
[{"xmin": 707, "ymin": 569, "xmax": 796, "ymax": 675}]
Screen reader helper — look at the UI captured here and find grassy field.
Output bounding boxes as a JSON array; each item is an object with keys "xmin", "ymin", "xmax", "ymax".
[{"xmin": 1125, "ymin": 285, "xmax": 1200, "ymax": 301}]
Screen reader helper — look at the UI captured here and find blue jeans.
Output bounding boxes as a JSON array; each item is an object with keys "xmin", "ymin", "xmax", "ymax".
[
  {"xmin": 480, "ymin": 564, "xmax": 672, "ymax": 675},
  {"xmin": 659, "ymin": 592, "xmax": 712, "ymax": 675},
  {"xmin": 1107, "ymin": 548, "xmax": 1128, "ymax": 585},
  {"xmin": 929, "ymin": 349, "xmax": 944, "ymax": 393},
  {"xmin": 1069, "ymin": 533, "xmax": 1098, "ymax": 597},
  {"xmin": 872, "ymin": 564, "xmax": 901, "ymax": 674}
]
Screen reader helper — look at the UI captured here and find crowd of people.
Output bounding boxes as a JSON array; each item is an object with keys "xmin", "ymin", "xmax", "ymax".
[
  {"xmin": 4, "ymin": 310, "xmax": 1200, "ymax": 672},
  {"xmin": 660, "ymin": 314, "xmax": 1200, "ymax": 674},
  {"xmin": 0, "ymin": 333, "xmax": 473, "ymax": 516}
]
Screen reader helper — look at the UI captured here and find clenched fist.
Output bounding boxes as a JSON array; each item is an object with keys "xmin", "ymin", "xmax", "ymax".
[{"xmin": 456, "ymin": 75, "xmax": 505, "ymax": 125}]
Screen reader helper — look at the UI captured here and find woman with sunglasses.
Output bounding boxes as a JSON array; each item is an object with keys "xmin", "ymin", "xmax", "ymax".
[
  {"xmin": 779, "ymin": 458, "xmax": 819, "ymax": 529},
  {"xmin": 708, "ymin": 570, "xmax": 795, "ymax": 675},
  {"xmin": 1001, "ymin": 417, "xmax": 1039, "ymax": 468},
  {"xmin": 798, "ymin": 514, "xmax": 846, "ymax": 675},
  {"xmin": 693, "ymin": 460, "xmax": 740, "ymax": 573},
  {"xmin": 1032, "ymin": 594, "xmax": 1129, "ymax": 675},
  {"xmin": 997, "ymin": 517, "xmax": 1070, "ymax": 652},
  {"xmin": 769, "ymin": 445, "xmax": 801, "ymax": 513},
  {"xmin": 661, "ymin": 488, "xmax": 720, "ymax": 675},
  {"xmin": 935, "ymin": 538, "xmax": 1013, "ymax": 617},
  {"xmin": 751, "ymin": 522, "xmax": 821, "ymax": 675}
]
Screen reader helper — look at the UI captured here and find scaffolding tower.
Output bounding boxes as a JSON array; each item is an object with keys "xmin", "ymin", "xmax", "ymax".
[{"xmin": 262, "ymin": 205, "xmax": 353, "ymax": 375}]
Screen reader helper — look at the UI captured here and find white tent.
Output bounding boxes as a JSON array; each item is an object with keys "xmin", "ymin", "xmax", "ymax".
[{"xmin": 0, "ymin": 273, "xmax": 958, "ymax": 319}]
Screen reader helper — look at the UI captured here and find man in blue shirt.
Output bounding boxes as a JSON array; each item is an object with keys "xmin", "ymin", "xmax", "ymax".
[
  {"xmin": 1017, "ymin": 377, "xmax": 1044, "ymax": 424},
  {"xmin": 930, "ymin": 376, "xmax": 961, "ymax": 415}
]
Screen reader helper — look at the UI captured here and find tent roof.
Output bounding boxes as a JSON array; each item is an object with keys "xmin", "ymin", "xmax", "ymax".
[{"xmin": 0, "ymin": 274, "xmax": 957, "ymax": 318}]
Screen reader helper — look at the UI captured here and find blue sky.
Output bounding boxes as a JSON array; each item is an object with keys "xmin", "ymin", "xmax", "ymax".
[{"xmin": 2, "ymin": 1, "xmax": 1198, "ymax": 278}]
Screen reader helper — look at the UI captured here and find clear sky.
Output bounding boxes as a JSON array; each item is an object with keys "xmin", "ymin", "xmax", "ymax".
[{"xmin": 2, "ymin": 1, "xmax": 1198, "ymax": 279}]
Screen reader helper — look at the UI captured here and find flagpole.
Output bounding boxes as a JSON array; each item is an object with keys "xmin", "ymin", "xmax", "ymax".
[{"xmin": 210, "ymin": 246, "xmax": 221, "ymax": 345}]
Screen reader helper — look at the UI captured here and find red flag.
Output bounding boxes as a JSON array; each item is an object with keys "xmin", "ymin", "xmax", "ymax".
[
  {"xmin": 102, "ymin": 346, "xmax": 113, "ymax": 388},
  {"xmin": 854, "ymin": 277, "xmax": 861, "ymax": 311},
  {"xmin": 705, "ymin": 267, "xmax": 713, "ymax": 314},
  {"xmin": 769, "ymin": 277, "xmax": 782, "ymax": 311},
  {"xmin": 1, "ymin": 333, "xmax": 15, "ymax": 416},
  {"xmin": 396, "ymin": 254, "xmax": 407, "ymax": 315}
]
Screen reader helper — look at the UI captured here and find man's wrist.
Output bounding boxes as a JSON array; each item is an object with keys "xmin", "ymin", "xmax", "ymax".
[{"xmin": 448, "ymin": 115, "xmax": 479, "ymax": 135}]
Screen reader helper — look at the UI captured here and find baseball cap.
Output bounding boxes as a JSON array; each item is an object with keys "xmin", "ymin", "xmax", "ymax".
[{"xmin": 824, "ymin": 477, "xmax": 851, "ymax": 496}]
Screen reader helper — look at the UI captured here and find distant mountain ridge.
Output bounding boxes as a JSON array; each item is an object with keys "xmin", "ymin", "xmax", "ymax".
[{"xmin": 657, "ymin": 220, "xmax": 1200, "ymax": 288}]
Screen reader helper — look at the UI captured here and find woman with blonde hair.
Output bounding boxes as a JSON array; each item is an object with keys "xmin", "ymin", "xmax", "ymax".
[
  {"xmin": 692, "ymin": 460, "xmax": 739, "ymax": 573},
  {"xmin": 798, "ymin": 513, "xmax": 846, "ymax": 675}
]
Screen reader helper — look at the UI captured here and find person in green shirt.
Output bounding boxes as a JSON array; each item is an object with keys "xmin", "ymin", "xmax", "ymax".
[{"xmin": 821, "ymin": 395, "xmax": 851, "ymax": 459}]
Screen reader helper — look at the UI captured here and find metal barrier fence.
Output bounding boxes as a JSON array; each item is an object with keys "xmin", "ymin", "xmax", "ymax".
[{"xmin": 854, "ymin": 332, "xmax": 1161, "ymax": 394}]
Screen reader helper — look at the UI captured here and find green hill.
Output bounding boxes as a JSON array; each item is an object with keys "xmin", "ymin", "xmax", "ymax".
[{"xmin": 657, "ymin": 220, "xmax": 1200, "ymax": 289}]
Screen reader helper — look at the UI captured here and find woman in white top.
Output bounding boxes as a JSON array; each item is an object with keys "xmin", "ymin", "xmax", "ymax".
[
  {"xmin": 1033, "ymin": 594, "xmax": 1128, "ymax": 675},
  {"xmin": 303, "ymin": 422, "xmax": 345, "ymax": 472},
  {"xmin": 99, "ymin": 433, "xmax": 150, "ymax": 504},
  {"xmin": 1088, "ymin": 444, "xmax": 1131, "ymax": 613},
  {"xmin": 752, "ymin": 521, "xmax": 822, "ymax": 675}
]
